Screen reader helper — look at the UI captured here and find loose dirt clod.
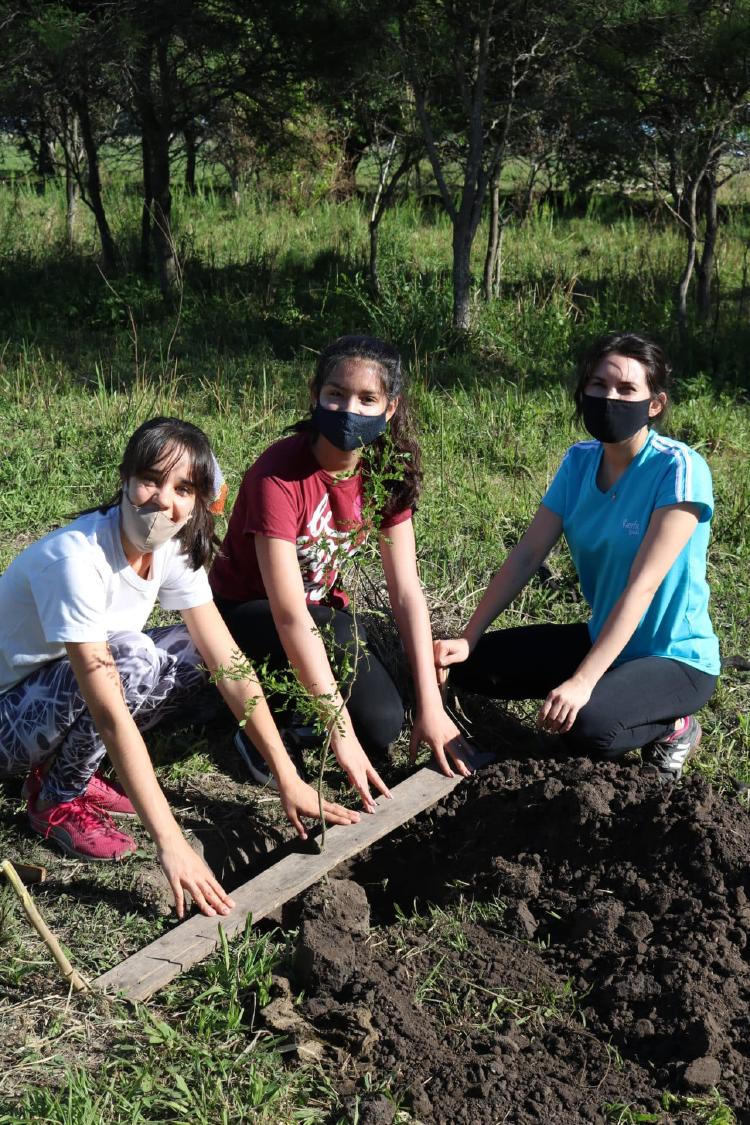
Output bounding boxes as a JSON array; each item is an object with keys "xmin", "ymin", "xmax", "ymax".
[{"xmin": 282, "ymin": 756, "xmax": 750, "ymax": 1123}]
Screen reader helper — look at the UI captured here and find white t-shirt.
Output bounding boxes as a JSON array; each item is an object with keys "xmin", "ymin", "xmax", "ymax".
[{"xmin": 0, "ymin": 505, "xmax": 212, "ymax": 691}]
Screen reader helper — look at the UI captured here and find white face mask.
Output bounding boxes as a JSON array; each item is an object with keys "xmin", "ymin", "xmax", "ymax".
[{"xmin": 120, "ymin": 491, "xmax": 192, "ymax": 553}]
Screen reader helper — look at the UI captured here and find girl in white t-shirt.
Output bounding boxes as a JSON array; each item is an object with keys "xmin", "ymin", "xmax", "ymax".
[{"xmin": 0, "ymin": 417, "xmax": 357, "ymax": 916}]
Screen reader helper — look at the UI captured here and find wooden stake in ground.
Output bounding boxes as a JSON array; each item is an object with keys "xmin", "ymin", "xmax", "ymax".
[
  {"xmin": 95, "ymin": 763, "xmax": 466, "ymax": 1002},
  {"xmin": 1, "ymin": 859, "xmax": 89, "ymax": 993}
]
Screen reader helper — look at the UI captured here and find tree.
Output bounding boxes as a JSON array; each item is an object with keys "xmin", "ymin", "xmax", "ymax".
[
  {"xmin": 567, "ymin": 0, "xmax": 750, "ymax": 331},
  {"xmin": 117, "ymin": 0, "xmax": 295, "ymax": 292},
  {"xmin": 398, "ymin": 0, "xmax": 586, "ymax": 330},
  {"xmin": 0, "ymin": 1, "xmax": 122, "ymax": 268}
]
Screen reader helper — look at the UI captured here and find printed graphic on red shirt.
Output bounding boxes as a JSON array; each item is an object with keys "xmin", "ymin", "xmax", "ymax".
[
  {"xmin": 209, "ymin": 432, "xmax": 411, "ymax": 609},
  {"xmin": 296, "ymin": 491, "xmax": 363, "ymax": 603}
]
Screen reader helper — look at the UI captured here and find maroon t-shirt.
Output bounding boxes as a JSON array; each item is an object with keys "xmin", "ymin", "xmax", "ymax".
[{"xmin": 210, "ymin": 433, "xmax": 411, "ymax": 609}]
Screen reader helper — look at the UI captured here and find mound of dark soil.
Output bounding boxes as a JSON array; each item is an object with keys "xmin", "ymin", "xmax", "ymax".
[{"xmin": 278, "ymin": 757, "xmax": 750, "ymax": 1123}]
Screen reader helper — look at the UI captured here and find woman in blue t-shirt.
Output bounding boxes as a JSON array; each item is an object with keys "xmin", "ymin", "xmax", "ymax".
[{"xmin": 434, "ymin": 332, "xmax": 719, "ymax": 781}]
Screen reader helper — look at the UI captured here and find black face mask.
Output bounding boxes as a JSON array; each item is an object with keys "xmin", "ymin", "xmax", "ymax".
[
  {"xmin": 581, "ymin": 394, "xmax": 653, "ymax": 444},
  {"xmin": 312, "ymin": 403, "xmax": 388, "ymax": 452}
]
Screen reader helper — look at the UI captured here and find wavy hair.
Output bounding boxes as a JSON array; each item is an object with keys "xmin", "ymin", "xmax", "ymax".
[{"xmin": 291, "ymin": 335, "xmax": 422, "ymax": 518}]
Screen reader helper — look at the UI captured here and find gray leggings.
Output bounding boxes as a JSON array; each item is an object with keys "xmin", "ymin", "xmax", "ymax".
[{"xmin": 0, "ymin": 626, "xmax": 206, "ymax": 803}]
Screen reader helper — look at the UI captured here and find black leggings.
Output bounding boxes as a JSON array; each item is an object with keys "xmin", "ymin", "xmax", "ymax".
[
  {"xmin": 450, "ymin": 623, "xmax": 718, "ymax": 758},
  {"xmin": 214, "ymin": 597, "xmax": 405, "ymax": 757}
]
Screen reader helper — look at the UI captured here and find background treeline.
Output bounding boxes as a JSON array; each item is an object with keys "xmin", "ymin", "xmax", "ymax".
[{"xmin": 3, "ymin": 0, "xmax": 750, "ymax": 349}]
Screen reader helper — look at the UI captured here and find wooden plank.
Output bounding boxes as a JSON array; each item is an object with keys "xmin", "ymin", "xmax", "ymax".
[
  {"xmin": 1, "ymin": 862, "xmax": 47, "ymax": 885},
  {"xmin": 95, "ymin": 765, "xmax": 463, "ymax": 1002}
]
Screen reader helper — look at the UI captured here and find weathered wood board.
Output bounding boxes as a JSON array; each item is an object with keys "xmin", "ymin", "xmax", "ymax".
[{"xmin": 95, "ymin": 764, "xmax": 463, "ymax": 1002}]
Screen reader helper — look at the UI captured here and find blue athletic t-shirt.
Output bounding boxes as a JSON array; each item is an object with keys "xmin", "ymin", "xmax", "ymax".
[{"xmin": 541, "ymin": 430, "xmax": 720, "ymax": 675}]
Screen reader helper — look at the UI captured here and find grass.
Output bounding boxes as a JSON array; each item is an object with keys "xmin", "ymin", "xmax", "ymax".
[
  {"xmin": 1, "ymin": 152, "xmax": 749, "ymax": 1119},
  {"xmin": 603, "ymin": 1090, "xmax": 738, "ymax": 1125}
]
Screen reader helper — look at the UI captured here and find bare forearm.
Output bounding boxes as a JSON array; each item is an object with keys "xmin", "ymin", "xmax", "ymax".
[
  {"xmin": 391, "ymin": 590, "xmax": 442, "ymax": 710},
  {"xmin": 463, "ymin": 551, "xmax": 540, "ymax": 649},
  {"xmin": 276, "ymin": 616, "xmax": 356, "ymax": 744},
  {"xmin": 95, "ymin": 716, "xmax": 185, "ymax": 849},
  {"xmin": 572, "ymin": 583, "xmax": 656, "ymax": 689}
]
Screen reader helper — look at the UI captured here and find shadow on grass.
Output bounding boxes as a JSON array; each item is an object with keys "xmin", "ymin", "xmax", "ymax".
[{"xmin": 3, "ymin": 241, "xmax": 750, "ymax": 395}]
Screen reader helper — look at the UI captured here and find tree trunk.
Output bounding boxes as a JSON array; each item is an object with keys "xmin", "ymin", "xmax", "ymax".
[
  {"xmin": 140, "ymin": 128, "xmax": 153, "ymax": 272},
  {"xmin": 184, "ymin": 123, "xmax": 197, "ymax": 195},
  {"xmin": 135, "ymin": 39, "xmax": 178, "ymax": 293},
  {"xmin": 452, "ymin": 225, "xmax": 473, "ymax": 330},
  {"xmin": 150, "ymin": 126, "xmax": 177, "ymax": 293},
  {"xmin": 36, "ymin": 123, "xmax": 55, "ymax": 194},
  {"xmin": 65, "ymin": 160, "xmax": 78, "ymax": 250},
  {"xmin": 482, "ymin": 167, "xmax": 502, "ymax": 301},
  {"xmin": 231, "ymin": 172, "xmax": 241, "ymax": 208},
  {"xmin": 75, "ymin": 95, "xmax": 117, "ymax": 272},
  {"xmin": 676, "ymin": 176, "xmax": 699, "ymax": 336},
  {"xmin": 62, "ymin": 111, "xmax": 80, "ymax": 250},
  {"xmin": 369, "ymin": 220, "xmax": 380, "ymax": 297},
  {"xmin": 521, "ymin": 159, "xmax": 541, "ymax": 221},
  {"xmin": 695, "ymin": 171, "xmax": 718, "ymax": 321},
  {"xmin": 368, "ymin": 137, "xmax": 400, "ymax": 299}
]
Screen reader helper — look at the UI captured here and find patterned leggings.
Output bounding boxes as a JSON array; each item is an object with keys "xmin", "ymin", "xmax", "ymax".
[{"xmin": 0, "ymin": 626, "xmax": 207, "ymax": 803}]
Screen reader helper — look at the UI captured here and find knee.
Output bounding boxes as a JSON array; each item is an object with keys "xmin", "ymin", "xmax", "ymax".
[
  {"xmin": 358, "ymin": 694, "xmax": 405, "ymax": 756},
  {"xmin": 106, "ymin": 631, "xmax": 162, "ymax": 700},
  {"xmin": 108, "ymin": 630, "xmax": 158, "ymax": 670},
  {"xmin": 568, "ymin": 702, "xmax": 620, "ymax": 757},
  {"xmin": 329, "ymin": 611, "xmax": 368, "ymax": 652}
]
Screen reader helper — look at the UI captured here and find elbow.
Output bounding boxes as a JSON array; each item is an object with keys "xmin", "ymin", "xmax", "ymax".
[
  {"xmin": 625, "ymin": 578, "xmax": 661, "ymax": 606},
  {"xmin": 274, "ymin": 604, "xmax": 313, "ymax": 638},
  {"xmin": 509, "ymin": 547, "xmax": 546, "ymax": 584}
]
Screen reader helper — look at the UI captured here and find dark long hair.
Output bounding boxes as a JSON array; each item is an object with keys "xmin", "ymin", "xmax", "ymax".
[
  {"xmin": 573, "ymin": 332, "xmax": 671, "ymax": 425},
  {"xmin": 291, "ymin": 335, "xmax": 422, "ymax": 517},
  {"xmin": 96, "ymin": 417, "xmax": 219, "ymax": 570}
]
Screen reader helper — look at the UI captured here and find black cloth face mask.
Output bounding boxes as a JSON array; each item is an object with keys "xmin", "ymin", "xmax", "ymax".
[
  {"xmin": 312, "ymin": 403, "xmax": 388, "ymax": 452},
  {"xmin": 581, "ymin": 393, "xmax": 653, "ymax": 444}
]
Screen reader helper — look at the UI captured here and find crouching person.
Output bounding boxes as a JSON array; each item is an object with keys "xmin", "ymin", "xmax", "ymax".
[{"xmin": 0, "ymin": 417, "xmax": 359, "ymax": 917}]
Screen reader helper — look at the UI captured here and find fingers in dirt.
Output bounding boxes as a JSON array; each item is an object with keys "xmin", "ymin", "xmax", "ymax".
[
  {"xmin": 289, "ymin": 809, "xmax": 308, "ymax": 840},
  {"xmin": 170, "ymin": 879, "xmax": 185, "ymax": 920}
]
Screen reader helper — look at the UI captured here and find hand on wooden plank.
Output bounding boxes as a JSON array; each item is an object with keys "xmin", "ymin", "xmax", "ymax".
[{"xmin": 279, "ymin": 775, "xmax": 361, "ymax": 839}]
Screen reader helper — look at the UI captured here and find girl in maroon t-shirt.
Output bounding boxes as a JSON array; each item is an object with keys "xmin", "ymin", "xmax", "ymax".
[{"xmin": 211, "ymin": 335, "xmax": 474, "ymax": 811}]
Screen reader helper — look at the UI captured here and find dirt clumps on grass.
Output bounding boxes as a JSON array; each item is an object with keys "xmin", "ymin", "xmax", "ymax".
[{"xmin": 275, "ymin": 756, "xmax": 750, "ymax": 1124}]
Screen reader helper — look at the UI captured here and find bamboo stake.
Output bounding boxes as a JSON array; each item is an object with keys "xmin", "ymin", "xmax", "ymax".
[{"xmin": 1, "ymin": 860, "xmax": 89, "ymax": 993}]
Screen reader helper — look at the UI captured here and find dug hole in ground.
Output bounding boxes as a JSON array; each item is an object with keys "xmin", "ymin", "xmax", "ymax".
[{"xmin": 261, "ymin": 744, "xmax": 750, "ymax": 1125}]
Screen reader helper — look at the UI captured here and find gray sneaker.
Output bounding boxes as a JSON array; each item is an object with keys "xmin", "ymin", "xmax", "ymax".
[
  {"xmin": 233, "ymin": 728, "xmax": 277, "ymax": 788},
  {"xmin": 642, "ymin": 716, "xmax": 702, "ymax": 783},
  {"xmin": 233, "ymin": 727, "xmax": 310, "ymax": 789}
]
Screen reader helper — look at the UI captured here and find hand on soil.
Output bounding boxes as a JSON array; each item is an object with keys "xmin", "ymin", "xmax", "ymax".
[
  {"xmin": 279, "ymin": 775, "xmax": 361, "ymax": 839},
  {"xmin": 537, "ymin": 675, "xmax": 593, "ymax": 734},
  {"xmin": 409, "ymin": 707, "xmax": 474, "ymax": 777},
  {"xmin": 157, "ymin": 837, "xmax": 236, "ymax": 920},
  {"xmin": 334, "ymin": 740, "xmax": 391, "ymax": 813}
]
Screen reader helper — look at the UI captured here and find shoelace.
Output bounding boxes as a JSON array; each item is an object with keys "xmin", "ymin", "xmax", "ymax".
[
  {"xmin": 40, "ymin": 796, "xmax": 124, "ymax": 839},
  {"xmin": 88, "ymin": 773, "xmax": 123, "ymax": 796}
]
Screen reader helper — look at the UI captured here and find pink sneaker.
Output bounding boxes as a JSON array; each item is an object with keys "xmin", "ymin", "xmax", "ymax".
[
  {"xmin": 22, "ymin": 768, "xmax": 136, "ymax": 816},
  {"xmin": 28, "ymin": 795, "xmax": 137, "ymax": 861},
  {"xmin": 85, "ymin": 772, "xmax": 136, "ymax": 816}
]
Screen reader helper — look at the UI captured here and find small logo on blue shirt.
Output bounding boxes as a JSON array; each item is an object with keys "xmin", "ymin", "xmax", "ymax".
[{"xmin": 622, "ymin": 518, "xmax": 641, "ymax": 536}]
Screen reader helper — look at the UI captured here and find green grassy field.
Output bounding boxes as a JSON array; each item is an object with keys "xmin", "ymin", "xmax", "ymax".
[{"xmin": 1, "ymin": 163, "xmax": 749, "ymax": 1123}]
